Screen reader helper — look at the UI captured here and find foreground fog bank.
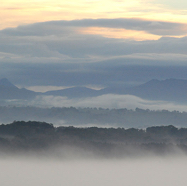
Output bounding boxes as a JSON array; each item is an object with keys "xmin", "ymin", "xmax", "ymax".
[{"xmin": 0, "ymin": 156, "xmax": 187, "ymax": 186}]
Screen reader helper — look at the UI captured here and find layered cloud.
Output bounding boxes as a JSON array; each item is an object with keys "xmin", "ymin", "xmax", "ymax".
[
  {"xmin": 2, "ymin": 18, "xmax": 187, "ymax": 37},
  {"xmin": 2, "ymin": 0, "xmax": 187, "ymax": 30},
  {"xmin": 1, "ymin": 19, "xmax": 187, "ymax": 60},
  {"xmin": 1, "ymin": 18, "xmax": 187, "ymax": 87}
]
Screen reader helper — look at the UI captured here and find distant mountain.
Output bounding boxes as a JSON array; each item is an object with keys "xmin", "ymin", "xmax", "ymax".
[
  {"xmin": 101, "ymin": 79, "xmax": 187, "ymax": 103},
  {"xmin": 44, "ymin": 78, "xmax": 187, "ymax": 103},
  {"xmin": 122, "ymin": 79, "xmax": 187, "ymax": 102},
  {"xmin": 0, "ymin": 78, "xmax": 18, "ymax": 88},
  {"xmin": 44, "ymin": 86, "xmax": 100, "ymax": 98},
  {"xmin": 0, "ymin": 78, "xmax": 39, "ymax": 100},
  {"xmin": 1, "ymin": 78, "xmax": 187, "ymax": 103}
]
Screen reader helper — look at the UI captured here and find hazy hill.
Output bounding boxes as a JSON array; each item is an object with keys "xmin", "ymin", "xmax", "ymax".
[
  {"xmin": 1, "ymin": 78, "xmax": 187, "ymax": 103},
  {"xmin": 0, "ymin": 106, "xmax": 187, "ymax": 128},
  {"xmin": 122, "ymin": 79, "xmax": 187, "ymax": 102},
  {"xmin": 44, "ymin": 86, "xmax": 100, "ymax": 98},
  {"xmin": 43, "ymin": 78, "xmax": 187, "ymax": 103},
  {"xmin": 0, "ymin": 78, "xmax": 39, "ymax": 100},
  {"xmin": 0, "ymin": 78, "xmax": 18, "ymax": 88}
]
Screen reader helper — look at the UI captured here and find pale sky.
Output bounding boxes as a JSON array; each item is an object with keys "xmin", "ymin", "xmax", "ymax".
[{"xmin": 2, "ymin": 0, "xmax": 187, "ymax": 39}]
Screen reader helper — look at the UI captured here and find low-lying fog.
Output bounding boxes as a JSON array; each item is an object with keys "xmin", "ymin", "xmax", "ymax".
[
  {"xmin": 32, "ymin": 94, "xmax": 187, "ymax": 112},
  {"xmin": 1, "ymin": 153, "xmax": 187, "ymax": 186},
  {"xmin": 4, "ymin": 94, "xmax": 187, "ymax": 112}
]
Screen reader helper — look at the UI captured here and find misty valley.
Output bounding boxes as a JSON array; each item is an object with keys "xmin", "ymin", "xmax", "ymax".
[
  {"xmin": 0, "ymin": 121, "xmax": 187, "ymax": 186},
  {"xmin": 2, "ymin": 78, "xmax": 187, "ymax": 185},
  {"xmin": 2, "ymin": 2, "xmax": 187, "ymax": 184},
  {"xmin": 1, "ymin": 80, "xmax": 187, "ymax": 186}
]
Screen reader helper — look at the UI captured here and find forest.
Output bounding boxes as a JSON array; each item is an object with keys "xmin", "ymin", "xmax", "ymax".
[
  {"xmin": 0, "ymin": 106, "xmax": 187, "ymax": 128},
  {"xmin": 0, "ymin": 121, "xmax": 187, "ymax": 157}
]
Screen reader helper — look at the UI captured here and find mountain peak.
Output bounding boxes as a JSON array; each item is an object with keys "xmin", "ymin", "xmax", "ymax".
[{"xmin": 0, "ymin": 78, "xmax": 18, "ymax": 88}]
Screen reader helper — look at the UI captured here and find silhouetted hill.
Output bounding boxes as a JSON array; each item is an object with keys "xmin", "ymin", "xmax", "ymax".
[{"xmin": 0, "ymin": 121, "xmax": 187, "ymax": 157}]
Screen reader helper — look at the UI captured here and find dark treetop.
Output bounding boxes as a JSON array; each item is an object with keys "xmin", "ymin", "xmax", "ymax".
[{"xmin": 0, "ymin": 121, "xmax": 187, "ymax": 157}]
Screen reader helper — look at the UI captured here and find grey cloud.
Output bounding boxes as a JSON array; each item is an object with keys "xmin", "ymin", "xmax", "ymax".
[
  {"xmin": 1, "ymin": 19, "xmax": 187, "ymax": 87},
  {"xmin": 1, "ymin": 18, "xmax": 187, "ymax": 36},
  {"xmin": 1, "ymin": 33, "xmax": 187, "ymax": 60},
  {"xmin": 2, "ymin": 60, "xmax": 187, "ymax": 87},
  {"xmin": 1, "ymin": 22, "xmax": 187, "ymax": 59},
  {"xmin": 1, "ymin": 19, "xmax": 187, "ymax": 59},
  {"xmin": 1, "ymin": 24, "xmax": 76, "ymax": 37}
]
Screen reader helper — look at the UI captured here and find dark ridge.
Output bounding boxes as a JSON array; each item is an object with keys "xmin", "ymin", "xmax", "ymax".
[{"xmin": 0, "ymin": 121, "xmax": 187, "ymax": 157}]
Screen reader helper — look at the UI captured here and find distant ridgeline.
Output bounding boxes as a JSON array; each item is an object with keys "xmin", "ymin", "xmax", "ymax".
[
  {"xmin": 1, "ymin": 78, "xmax": 187, "ymax": 102},
  {"xmin": 1, "ymin": 106, "xmax": 187, "ymax": 128},
  {"xmin": 0, "ymin": 121, "xmax": 187, "ymax": 157}
]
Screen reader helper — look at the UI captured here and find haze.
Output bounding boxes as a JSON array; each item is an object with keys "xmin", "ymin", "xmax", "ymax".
[
  {"xmin": 2, "ymin": 0, "xmax": 187, "ymax": 185},
  {"xmin": 0, "ymin": 155, "xmax": 187, "ymax": 186}
]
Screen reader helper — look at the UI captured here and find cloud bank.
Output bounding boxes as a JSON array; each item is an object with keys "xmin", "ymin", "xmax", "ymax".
[
  {"xmin": 30, "ymin": 94, "xmax": 187, "ymax": 112},
  {"xmin": 1, "ymin": 18, "xmax": 187, "ymax": 60},
  {"xmin": 1, "ymin": 18, "xmax": 187, "ymax": 88},
  {"xmin": 2, "ymin": 18, "xmax": 187, "ymax": 36}
]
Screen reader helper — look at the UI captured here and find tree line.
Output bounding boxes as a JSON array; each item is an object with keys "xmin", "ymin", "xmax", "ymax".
[
  {"xmin": 0, "ymin": 121, "xmax": 187, "ymax": 157},
  {"xmin": 0, "ymin": 106, "xmax": 187, "ymax": 127}
]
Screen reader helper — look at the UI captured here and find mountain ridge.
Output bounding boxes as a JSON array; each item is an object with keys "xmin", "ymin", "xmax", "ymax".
[
  {"xmin": 124, "ymin": 78, "xmax": 187, "ymax": 102},
  {"xmin": 0, "ymin": 78, "xmax": 38, "ymax": 100},
  {"xmin": 1, "ymin": 78, "xmax": 187, "ymax": 103},
  {"xmin": 0, "ymin": 78, "xmax": 18, "ymax": 88}
]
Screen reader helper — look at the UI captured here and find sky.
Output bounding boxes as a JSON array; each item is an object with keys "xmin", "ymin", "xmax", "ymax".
[{"xmin": 1, "ymin": 0, "xmax": 187, "ymax": 90}]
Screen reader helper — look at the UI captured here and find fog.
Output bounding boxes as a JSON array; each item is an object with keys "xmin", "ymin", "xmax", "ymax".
[
  {"xmin": 1, "ymin": 154, "xmax": 187, "ymax": 186},
  {"xmin": 31, "ymin": 94, "xmax": 187, "ymax": 112},
  {"xmin": 1, "ymin": 120, "xmax": 187, "ymax": 185},
  {"xmin": 2, "ymin": 96, "xmax": 187, "ymax": 128}
]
